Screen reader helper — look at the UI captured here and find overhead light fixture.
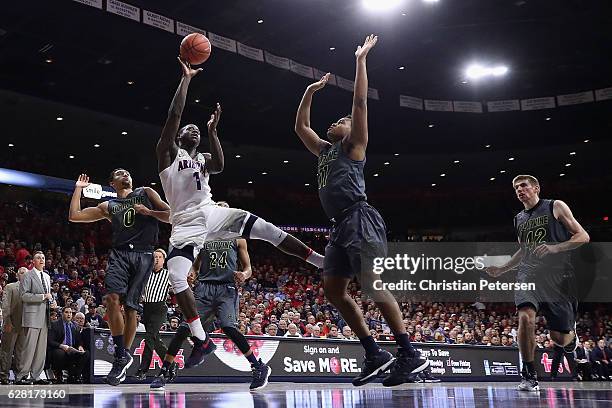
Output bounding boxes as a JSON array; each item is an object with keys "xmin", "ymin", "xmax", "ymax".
[
  {"xmin": 68, "ymin": 155, "xmax": 75, "ymax": 159},
  {"xmin": 150, "ymin": 182, "xmax": 156, "ymax": 185},
  {"xmin": 329, "ymin": 47, "xmax": 336, "ymax": 51},
  {"xmin": 500, "ymin": 170, "xmax": 506, "ymax": 174},
  {"xmin": 401, "ymin": 12, "xmax": 407, "ymax": 16},
  {"xmin": 384, "ymin": 162, "xmax": 390, "ymax": 165},
  {"xmin": 305, "ymin": 183, "xmax": 310, "ymax": 186},
  {"xmin": 45, "ymin": 58, "xmax": 53, "ymax": 64},
  {"xmin": 261, "ymin": 172, "xmax": 268, "ymax": 175},
  {"xmin": 121, "ymin": 131, "xmax": 128, "ymax": 135},
  {"xmin": 428, "ymin": 124, "xmax": 434, "ymax": 128},
  {"xmin": 363, "ymin": 0, "xmax": 403, "ymax": 11},
  {"xmin": 399, "ymin": 66, "xmax": 405, "ymax": 70},
  {"xmin": 453, "ymin": 160, "xmax": 460, "ymax": 164},
  {"xmin": 565, "ymin": 163, "xmax": 571, "ymax": 167},
  {"xmin": 569, "ymin": 152, "xmax": 576, "ymax": 155},
  {"xmin": 8, "ymin": 143, "xmax": 14, "ymax": 147},
  {"xmin": 248, "ymin": 180, "xmax": 253, "ymax": 184},
  {"xmin": 431, "ymin": 183, "xmax": 436, "ymax": 187},
  {"xmin": 235, "ymin": 154, "xmax": 241, "ymax": 158},
  {"xmin": 485, "ymin": 144, "xmax": 491, "ymax": 148},
  {"xmin": 508, "ymin": 157, "xmax": 515, "ymax": 161},
  {"xmin": 373, "ymin": 173, "xmax": 379, "ymax": 177},
  {"xmin": 195, "ymin": 99, "xmax": 200, "ymax": 103},
  {"xmin": 127, "ymin": 81, "xmax": 134, "ymax": 85},
  {"xmin": 394, "ymin": 153, "xmax": 399, "ymax": 156},
  {"xmin": 465, "ymin": 63, "xmax": 508, "ymax": 80},
  {"xmin": 423, "ymin": 0, "xmax": 440, "ymax": 3},
  {"xmin": 440, "ymin": 173, "xmax": 446, "ymax": 177},
  {"xmin": 93, "ymin": 144, "xmax": 100, "ymax": 148},
  {"xmin": 461, "ymin": 80, "xmax": 468, "ymax": 84},
  {"xmin": 56, "ymin": 117, "xmax": 63, "ymax": 121},
  {"xmin": 545, "ymin": 117, "xmax": 551, "ymax": 121},
  {"xmin": 490, "ymin": 177, "xmax": 495, "ymax": 181},
  {"xmin": 257, "ymin": 19, "xmax": 264, "ymax": 24},
  {"xmin": 283, "ymin": 160, "xmax": 289, "ymax": 163},
  {"xmin": 584, "ymin": 139, "xmax": 590, "ymax": 143},
  {"xmin": 560, "ymin": 173, "xmax": 565, "ymax": 177}
]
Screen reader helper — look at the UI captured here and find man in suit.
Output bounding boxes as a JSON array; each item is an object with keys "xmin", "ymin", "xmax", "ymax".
[
  {"xmin": 0, "ymin": 267, "xmax": 26, "ymax": 384},
  {"xmin": 47, "ymin": 308, "xmax": 89, "ymax": 383},
  {"xmin": 591, "ymin": 339, "xmax": 611, "ymax": 380},
  {"xmin": 573, "ymin": 341, "xmax": 592, "ymax": 381},
  {"xmin": 16, "ymin": 251, "xmax": 53, "ymax": 385}
]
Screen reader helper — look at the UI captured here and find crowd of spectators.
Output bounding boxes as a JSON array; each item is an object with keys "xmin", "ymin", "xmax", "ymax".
[{"xmin": 1, "ymin": 198, "xmax": 611, "ymax": 379}]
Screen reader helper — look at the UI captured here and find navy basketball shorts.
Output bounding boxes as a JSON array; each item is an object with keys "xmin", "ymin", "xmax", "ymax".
[
  {"xmin": 323, "ymin": 201, "xmax": 387, "ymax": 280},
  {"xmin": 105, "ymin": 249, "xmax": 154, "ymax": 311},
  {"xmin": 193, "ymin": 281, "xmax": 239, "ymax": 331}
]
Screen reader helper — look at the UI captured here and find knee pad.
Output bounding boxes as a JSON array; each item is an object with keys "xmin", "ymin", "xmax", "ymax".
[
  {"xmin": 222, "ymin": 326, "xmax": 251, "ymax": 354},
  {"xmin": 247, "ymin": 217, "xmax": 287, "ymax": 246},
  {"xmin": 167, "ymin": 256, "xmax": 192, "ymax": 294}
]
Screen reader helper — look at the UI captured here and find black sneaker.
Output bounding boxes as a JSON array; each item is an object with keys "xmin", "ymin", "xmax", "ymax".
[
  {"xmin": 420, "ymin": 370, "xmax": 441, "ymax": 383},
  {"xmin": 250, "ymin": 360, "xmax": 271, "ymax": 391},
  {"xmin": 167, "ymin": 362, "xmax": 179, "ymax": 383},
  {"xmin": 408, "ymin": 373, "xmax": 423, "ymax": 383},
  {"xmin": 133, "ymin": 369, "xmax": 147, "ymax": 381},
  {"xmin": 185, "ymin": 337, "xmax": 217, "ymax": 368},
  {"xmin": 150, "ymin": 370, "xmax": 168, "ymax": 390},
  {"xmin": 563, "ymin": 323, "xmax": 578, "ymax": 353},
  {"xmin": 105, "ymin": 352, "xmax": 133, "ymax": 386},
  {"xmin": 352, "ymin": 349, "xmax": 396, "ymax": 387},
  {"xmin": 517, "ymin": 370, "xmax": 539, "ymax": 392},
  {"xmin": 382, "ymin": 349, "xmax": 430, "ymax": 387}
]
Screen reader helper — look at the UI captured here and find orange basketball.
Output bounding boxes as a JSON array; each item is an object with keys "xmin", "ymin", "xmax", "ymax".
[{"xmin": 180, "ymin": 33, "xmax": 212, "ymax": 65}]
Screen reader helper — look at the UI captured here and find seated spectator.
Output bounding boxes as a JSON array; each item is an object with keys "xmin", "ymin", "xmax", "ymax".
[
  {"xmin": 167, "ymin": 317, "xmax": 180, "ymax": 332},
  {"xmin": 248, "ymin": 322, "xmax": 263, "ymax": 336},
  {"xmin": 312, "ymin": 325, "xmax": 324, "ymax": 338},
  {"xmin": 136, "ymin": 313, "xmax": 146, "ymax": 332},
  {"xmin": 574, "ymin": 341, "xmax": 592, "ymax": 381},
  {"xmin": 284, "ymin": 323, "xmax": 302, "ymax": 338},
  {"xmin": 85, "ymin": 304, "xmax": 106, "ymax": 329},
  {"xmin": 277, "ymin": 319, "xmax": 288, "ymax": 336},
  {"xmin": 326, "ymin": 325, "xmax": 341, "ymax": 339},
  {"xmin": 265, "ymin": 324, "xmax": 278, "ymax": 337},
  {"xmin": 591, "ymin": 339, "xmax": 611, "ymax": 380},
  {"xmin": 47, "ymin": 308, "xmax": 89, "ymax": 383}
]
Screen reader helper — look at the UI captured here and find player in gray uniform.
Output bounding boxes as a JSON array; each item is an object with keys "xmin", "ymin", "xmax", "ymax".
[
  {"xmin": 151, "ymin": 202, "xmax": 271, "ymax": 390},
  {"xmin": 487, "ymin": 174, "xmax": 589, "ymax": 391},
  {"xmin": 295, "ymin": 35, "xmax": 428, "ymax": 387}
]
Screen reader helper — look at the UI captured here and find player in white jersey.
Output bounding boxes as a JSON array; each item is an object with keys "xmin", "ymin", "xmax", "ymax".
[{"xmin": 154, "ymin": 58, "xmax": 324, "ymax": 370}]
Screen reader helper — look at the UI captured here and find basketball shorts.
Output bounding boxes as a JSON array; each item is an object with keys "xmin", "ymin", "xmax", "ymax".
[
  {"xmin": 193, "ymin": 281, "xmax": 239, "ymax": 331},
  {"xmin": 169, "ymin": 204, "xmax": 250, "ymax": 249},
  {"xmin": 323, "ymin": 201, "xmax": 387, "ymax": 279},
  {"xmin": 105, "ymin": 249, "xmax": 153, "ymax": 311}
]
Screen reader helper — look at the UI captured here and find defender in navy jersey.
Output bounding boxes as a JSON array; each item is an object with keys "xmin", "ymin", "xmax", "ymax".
[
  {"xmin": 486, "ymin": 174, "xmax": 589, "ymax": 392},
  {"xmin": 69, "ymin": 170, "xmax": 170, "ymax": 386},
  {"xmin": 295, "ymin": 35, "xmax": 428, "ymax": 387}
]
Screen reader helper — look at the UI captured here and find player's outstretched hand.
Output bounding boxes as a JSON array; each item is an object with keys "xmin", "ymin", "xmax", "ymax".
[
  {"xmin": 75, "ymin": 174, "xmax": 90, "ymax": 189},
  {"xmin": 178, "ymin": 57, "xmax": 202, "ymax": 79},
  {"xmin": 234, "ymin": 271, "xmax": 248, "ymax": 285},
  {"xmin": 355, "ymin": 34, "xmax": 378, "ymax": 60},
  {"xmin": 207, "ymin": 102, "xmax": 222, "ymax": 132},
  {"xmin": 307, "ymin": 73, "xmax": 330, "ymax": 92}
]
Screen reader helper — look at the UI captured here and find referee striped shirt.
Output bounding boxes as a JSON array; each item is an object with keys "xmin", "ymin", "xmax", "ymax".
[{"xmin": 143, "ymin": 267, "xmax": 169, "ymax": 303}]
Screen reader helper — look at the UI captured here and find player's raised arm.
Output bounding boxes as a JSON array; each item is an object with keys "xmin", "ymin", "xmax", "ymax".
[
  {"xmin": 295, "ymin": 73, "xmax": 332, "ymax": 156},
  {"xmin": 204, "ymin": 103, "xmax": 224, "ymax": 174},
  {"xmin": 346, "ymin": 35, "xmax": 378, "ymax": 160},
  {"xmin": 68, "ymin": 174, "xmax": 109, "ymax": 223},
  {"xmin": 157, "ymin": 58, "xmax": 202, "ymax": 173}
]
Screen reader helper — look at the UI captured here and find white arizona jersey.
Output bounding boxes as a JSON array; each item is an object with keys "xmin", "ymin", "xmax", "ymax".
[{"xmin": 160, "ymin": 148, "xmax": 213, "ymax": 224}]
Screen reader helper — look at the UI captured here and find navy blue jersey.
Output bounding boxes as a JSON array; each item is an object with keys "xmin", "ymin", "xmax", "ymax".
[
  {"xmin": 515, "ymin": 199, "xmax": 572, "ymax": 279},
  {"xmin": 107, "ymin": 187, "xmax": 158, "ymax": 249},
  {"xmin": 198, "ymin": 239, "xmax": 238, "ymax": 283},
  {"xmin": 317, "ymin": 142, "xmax": 367, "ymax": 220}
]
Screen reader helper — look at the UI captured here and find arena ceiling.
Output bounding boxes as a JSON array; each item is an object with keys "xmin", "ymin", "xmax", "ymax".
[{"xmin": 0, "ymin": 0, "xmax": 611, "ymax": 194}]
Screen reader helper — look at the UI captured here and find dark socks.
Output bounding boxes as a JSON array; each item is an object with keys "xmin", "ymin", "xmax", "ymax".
[
  {"xmin": 112, "ymin": 335, "xmax": 125, "ymax": 358},
  {"xmin": 359, "ymin": 335, "xmax": 381, "ymax": 356},
  {"xmin": 246, "ymin": 353, "xmax": 262, "ymax": 367},
  {"xmin": 396, "ymin": 333, "xmax": 416, "ymax": 357},
  {"xmin": 524, "ymin": 361, "xmax": 536, "ymax": 376}
]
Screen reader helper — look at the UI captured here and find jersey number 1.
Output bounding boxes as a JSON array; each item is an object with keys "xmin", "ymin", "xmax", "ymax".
[{"xmin": 193, "ymin": 172, "xmax": 202, "ymax": 191}]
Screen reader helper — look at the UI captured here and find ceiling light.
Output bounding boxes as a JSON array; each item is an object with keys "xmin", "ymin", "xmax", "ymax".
[
  {"xmin": 305, "ymin": 183, "xmax": 310, "ymax": 186},
  {"xmin": 431, "ymin": 183, "xmax": 436, "ymax": 187},
  {"xmin": 8, "ymin": 143, "xmax": 14, "ymax": 147},
  {"xmin": 195, "ymin": 99, "xmax": 200, "ymax": 103},
  {"xmin": 500, "ymin": 170, "xmax": 506, "ymax": 174},
  {"xmin": 68, "ymin": 155, "xmax": 75, "ymax": 159},
  {"xmin": 248, "ymin": 181, "xmax": 253, "ymax": 184},
  {"xmin": 261, "ymin": 172, "xmax": 267, "ymax": 175},
  {"xmin": 440, "ymin": 173, "xmax": 446, "ymax": 177},
  {"xmin": 401, "ymin": 12, "xmax": 407, "ymax": 16},
  {"xmin": 257, "ymin": 19, "xmax": 264, "ymax": 24},
  {"xmin": 363, "ymin": 0, "xmax": 403, "ymax": 11},
  {"xmin": 150, "ymin": 182, "xmax": 156, "ymax": 185},
  {"xmin": 399, "ymin": 66, "xmax": 405, "ymax": 70},
  {"xmin": 56, "ymin": 117, "xmax": 63, "ymax": 121},
  {"xmin": 560, "ymin": 173, "xmax": 565, "ymax": 177},
  {"xmin": 93, "ymin": 144, "xmax": 100, "ymax": 148},
  {"xmin": 490, "ymin": 177, "xmax": 495, "ymax": 181},
  {"xmin": 329, "ymin": 47, "xmax": 336, "ymax": 51},
  {"xmin": 373, "ymin": 173, "xmax": 379, "ymax": 177},
  {"xmin": 428, "ymin": 124, "xmax": 434, "ymax": 128},
  {"xmin": 453, "ymin": 160, "xmax": 460, "ymax": 164},
  {"xmin": 584, "ymin": 139, "xmax": 590, "ymax": 143},
  {"xmin": 384, "ymin": 162, "xmax": 390, "ymax": 165},
  {"xmin": 423, "ymin": 0, "xmax": 440, "ymax": 3},
  {"xmin": 121, "ymin": 131, "xmax": 128, "ymax": 135},
  {"xmin": 569, "ymin": 152, "xmax": 576, "ymax": 155},
  {"xmin": 545, "ymin": 117, "xmax": 551, "ymax": 121},
  {"xmin": 508, "ymin": 157, "xmax": 515, "ymax": 161},
  {"xmin": 461, "ymin": 80, "xmax": 468, "ymax": 84},
  {"xmin": 465, "ymin": 64, "xmax": 508, "ymax": 80},
  {"xmin": 45, "ymin": 59, "xmax": 53, "ymax": 64},
  {"xmin": 565, "ymin": 163, "xmax": 571, "ymax": 167},
  {"xmin": 235, "ymin": 155, "xmax": 241, "ymax": 158},
  {"xmin": 283, "ymin": 160, "xmax": 289, "ymax": 163},
  {"xmin": 127, "ymin": 81, "xmax": 134, "ymax": 85},
  {"xmin": 394, "ymin": 153, "xmax": 399, "ymax": 156},
  {"xmin": 485, "ymin": 145, "xmax": 491, "ymax": 148}
]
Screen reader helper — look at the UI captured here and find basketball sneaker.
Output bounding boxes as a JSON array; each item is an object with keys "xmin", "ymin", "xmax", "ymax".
[
  {"xmin": 185, "ymin": 336, "xmax": 217, "ymax": 368},
  {"xmin": 352, "ymin": 349, "xmax": 395, "ymax": 386},
  {"xmin": 517, "ymin": 370, "xmax": 540, "ymax": 392},
  {"xmin": 382, "ymin": 349, "xmax": 430, "ymax": 387},
  {"xmin": 250, "ymin": 360, "xmax": 272, "ymax": 391},
  {"xmin": 105, "ymin": 351, "xmax": 133, "ymax": 386}
]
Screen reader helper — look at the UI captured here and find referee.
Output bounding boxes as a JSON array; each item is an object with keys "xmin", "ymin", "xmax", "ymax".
[{"xmin": 134, "ymin": 248, "xmax": 172, "ymax": 380}]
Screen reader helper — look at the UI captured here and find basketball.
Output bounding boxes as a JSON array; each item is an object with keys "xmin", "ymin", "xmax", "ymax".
[{"xmin": 180, "ymin": 33, "xmax": 212, "ymax": 65}]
